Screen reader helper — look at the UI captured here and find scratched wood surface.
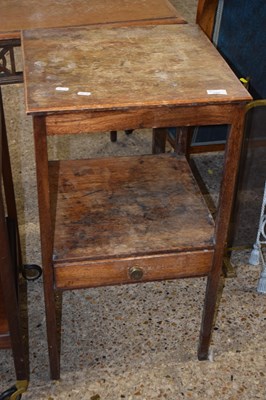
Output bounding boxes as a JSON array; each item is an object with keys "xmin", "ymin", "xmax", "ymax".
[
  {"xmin": 0, "ymin": 0, "xmax": 185, "ymax": 39},
  {"xmin": 49, "ymin": 154, "xmax": 214, "ymax": 264},
  {"xmin": 22, "ymin": 24, "xmax": 251, "ymax": 115}
]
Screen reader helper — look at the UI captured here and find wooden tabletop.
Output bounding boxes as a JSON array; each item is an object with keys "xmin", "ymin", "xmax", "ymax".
[
  {"xmin": 22, "ymin": 24, "xmax": 251, "ymax": 115},
  {"xmin": 0, "ymin": 0, "xmax": 185, "ymax": 40}
]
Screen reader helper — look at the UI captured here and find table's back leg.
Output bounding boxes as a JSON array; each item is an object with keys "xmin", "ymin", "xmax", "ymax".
[
  {"xmin": 198, "ymin": 106, "xmax": 246, "ymax": 360},
  {"xmin": 152, "ymin": 128, "xmax": 167, "ymax": 154},
  {"xmin": 33, "ymin": 116, "xmax": 61, "ymax": 380}
]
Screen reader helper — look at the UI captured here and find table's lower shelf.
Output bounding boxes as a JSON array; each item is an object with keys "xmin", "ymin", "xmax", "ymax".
[{"xmin": 49, "ymin": 153, "xmax": 215, "ymax": 290}]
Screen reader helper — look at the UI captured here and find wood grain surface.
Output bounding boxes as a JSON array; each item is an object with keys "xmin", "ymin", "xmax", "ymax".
[
  {"xmin": 0, "ymin": 0, "xmax": 185, "ymax": 39},
  {"xmin": 49, "ymin": 154, "xmax": 214, "ymax": 261},
  {"xmin": 22, "ymin": 24, "xmax": 251, "ymax": 115}
]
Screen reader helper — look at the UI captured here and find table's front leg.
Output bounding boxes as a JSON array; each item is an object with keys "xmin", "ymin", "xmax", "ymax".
[
  {"xmin": 198, "ymin": 105, "xmax": 246, "ymax": 360},
  {"xmin": 33, "ymin": 115, "xmax": 60, "ymax": 380}
]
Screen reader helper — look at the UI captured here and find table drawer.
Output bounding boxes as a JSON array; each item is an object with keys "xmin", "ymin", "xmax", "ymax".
[{"xmin": 55, "ymin": 250, "xmax": 213, "ymax": 290}]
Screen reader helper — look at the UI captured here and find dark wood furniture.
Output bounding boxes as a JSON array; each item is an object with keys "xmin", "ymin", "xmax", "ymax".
[
  {"xmin": 0, "ymin": 87, "xmax": 29, "ymax": 398},
  {"xmin": 22, "ymin": 23, "xmax": 251, "ymax": 380}
]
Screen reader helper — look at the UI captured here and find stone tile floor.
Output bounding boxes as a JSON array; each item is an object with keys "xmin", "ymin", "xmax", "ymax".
[{"xmin": 1, "ymin": 1, "xmax": 266, "ymax": 399}]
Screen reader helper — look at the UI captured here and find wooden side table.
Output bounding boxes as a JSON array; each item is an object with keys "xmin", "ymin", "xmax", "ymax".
[{"xmin": 22, "ymin": 24, "xmax": 251, "ymax": 380}]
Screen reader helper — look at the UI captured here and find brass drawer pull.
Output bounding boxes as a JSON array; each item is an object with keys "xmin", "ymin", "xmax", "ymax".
[{"xmin": 129, "ymin": 266, "xmax": 144, "ymax": 281}]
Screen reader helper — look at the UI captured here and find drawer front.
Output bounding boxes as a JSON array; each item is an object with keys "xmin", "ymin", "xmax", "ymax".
[{"xmin": 55, "ymin": 250, "xmax": 213, "ymax": 290}]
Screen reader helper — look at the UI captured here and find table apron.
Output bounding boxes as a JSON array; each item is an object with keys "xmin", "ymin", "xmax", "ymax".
[{"xmin": 43, "ymin": 103, "xmax": 248, "ymax": 135}]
